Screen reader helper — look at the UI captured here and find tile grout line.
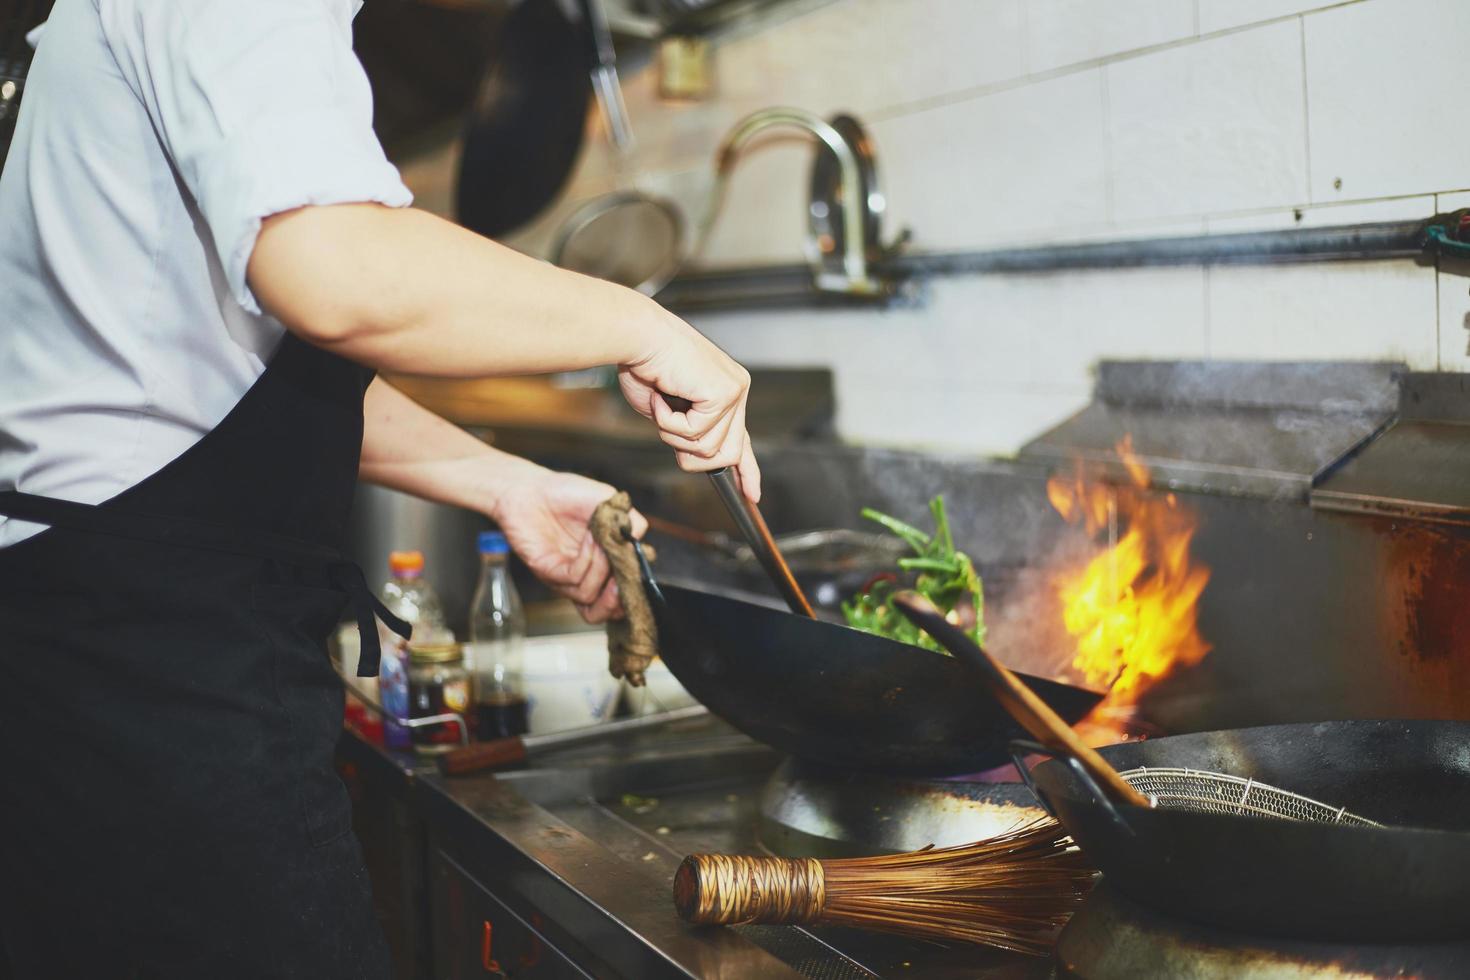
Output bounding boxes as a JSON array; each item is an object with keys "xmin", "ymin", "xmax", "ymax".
[
  {"xmin": 1434, "ymin": 191, "xmax": 1443, "ymax": 369},
  {"xmin": 1100, "ymin": 65, "xmax": 1114, "ymax": 226},
  {"xmin": 1016, "ymin": 0, "xmax": 1029, "ymax": 77},
  {"xmin": 866, "ymin": 1, "xmax": 1370, "ymax": 127},
  {"xmin": 1435, "ymin": 253, "xmax": 1442, "ymax": 371},
  {"xmin": 1298, "ymin": 14, "xmax": 1314, "ymax": 205},
  {"xmin": 1202, "ymin": 265, "xmax": 1213, "ymax": 358}
]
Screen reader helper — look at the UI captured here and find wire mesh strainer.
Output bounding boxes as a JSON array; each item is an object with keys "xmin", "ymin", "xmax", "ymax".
[
  {"xmin": 1120, "ymin": 767, "xmax": 1381, "ymax": 827},
  {"xmin": 891, "ymin": 592, "xmax": 1384, "ymax": 832}
]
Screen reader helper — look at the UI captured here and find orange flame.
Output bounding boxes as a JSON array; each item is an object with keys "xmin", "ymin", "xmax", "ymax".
[{"xmin": 1046, "ymin": 437, "xmax": 1211, "ymax": 738}]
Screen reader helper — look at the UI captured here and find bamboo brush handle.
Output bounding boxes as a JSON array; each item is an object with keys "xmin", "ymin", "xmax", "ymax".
[
  {"xmin": 674, "ymin": 854, "xmax": 826, "ymax": 926},
  {"xmin": 893, "ymin": 592, "xmax": 1150, "ymax": 809}
]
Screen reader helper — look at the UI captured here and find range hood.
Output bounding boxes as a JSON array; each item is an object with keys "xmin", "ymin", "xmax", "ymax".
[{"xmin": 1020, "ymin": 360, "xmax": 1470, "ymax": 527}]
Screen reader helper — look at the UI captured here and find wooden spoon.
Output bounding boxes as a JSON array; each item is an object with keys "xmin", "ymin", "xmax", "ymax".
[{"xmin": 893, "ymin": 591, "xmax": 1147, "ymax": 807}]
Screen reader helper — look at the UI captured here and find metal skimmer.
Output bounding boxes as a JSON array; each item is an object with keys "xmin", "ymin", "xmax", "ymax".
[{"xmin": 1121, "ymin": 767, "xmax": 1381, "ymax": 827}]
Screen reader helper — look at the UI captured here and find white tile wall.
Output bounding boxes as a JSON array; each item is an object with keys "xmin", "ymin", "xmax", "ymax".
[
  {"xmin": 1025, "ymin": 0, "xmax": 1197, "ymax": 73},
  {"xmin": 750, "ymin": 0, "xmax": 1027, "ymax": 115},
  {"xmin": 693, "ymin": 268, "xmax": 1208, "ymax": 452},
  {"xmin": 871, "ymin": 70, "xmax": 1109, "ymax": 251},
  {"xmin": 1107, "ymin": 20, "xmax": 1309, "ymax": 221},
  {"xmin": 1306, "ymin": 0, "xmax": 1470, "ymax": 202},
  {"xmin": 833, "ymin": 379, "xmax": 1088, "ymax": 454},
  {"xmin": 1437, "ymin": 258, "xmax": 1470, "ymax": 373},
  {"xmin": 1197, "ymin": 0, "xmax": 1362, "ymax": 35},
  {"xmin": 396, "ymin": 0, "xmax": 1470, "ymax": 453},
  {"xmin": 695, "ymin": 140, "xmax": 813, "ymax": 265},
  {"xmin": 1437, "ymin": 191, "xmax": 1470, "ymax": 213},
  {"xmin": 1202, "ymin": 195, "xmax": 1436, "ymax": 233},
  {"xmin": 1206, "ymin": 260, "xmax": 1438, "ymax": 365}
]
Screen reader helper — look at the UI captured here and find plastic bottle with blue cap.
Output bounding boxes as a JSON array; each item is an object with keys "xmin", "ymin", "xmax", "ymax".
[{"xmin": 468, "ymin": 531, "xmax": 528, "ymax": 737}]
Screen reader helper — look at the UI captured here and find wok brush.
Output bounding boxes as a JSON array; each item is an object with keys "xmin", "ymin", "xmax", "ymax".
[{"xmin": 673, "ymin": 819, "xmax": 1096, "ymax": 955}]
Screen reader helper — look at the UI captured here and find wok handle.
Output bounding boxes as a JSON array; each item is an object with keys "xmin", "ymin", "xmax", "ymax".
[
  {"xmin": 893, "ymin": 592, "xmax": 1150, "ymax": 809},
  {"xmin": 629, "ymin": 535, "xmax": 665, "ymax": 608},
  {"xmin": 1009, "ymin": 739, "xmax": 1135, "ymax": 837},
  {"xmin": 438, "ymin": 736, "xmax": 530, "ymax": 776}
]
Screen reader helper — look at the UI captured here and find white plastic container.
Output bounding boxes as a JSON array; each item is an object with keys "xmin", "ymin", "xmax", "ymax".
[
  {"xmin": 519, "ymin": 632, "xmax": 622, "ymax": 733},
  {"xmin": 620, "ymin": 658, "xmax": 698, "ymax": 717}
]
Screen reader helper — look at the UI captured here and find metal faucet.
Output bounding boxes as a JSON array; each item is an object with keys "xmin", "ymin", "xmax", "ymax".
[{"xmin": 704, "ymin": 107, "xmax": 886, "ymax": 296}]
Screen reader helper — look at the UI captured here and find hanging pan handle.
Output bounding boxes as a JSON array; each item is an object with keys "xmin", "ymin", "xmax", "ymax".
[
  {"xmin": 893, "ymin": 592, "xmax": 1149, "ymax": 809},
  {"xmin": 1008, "ymin": 739, "xmax": 1136, "ymax": 837}
]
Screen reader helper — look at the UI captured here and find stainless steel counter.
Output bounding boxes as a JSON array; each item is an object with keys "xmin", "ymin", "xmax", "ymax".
[{"xmin": 339, "ymin": 717, "xmax": 1048, "ymax": 979}]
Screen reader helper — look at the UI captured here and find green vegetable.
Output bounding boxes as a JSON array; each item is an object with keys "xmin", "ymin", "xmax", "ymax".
[{"xmin": 840, "ymin": 495, "xmax": 985, "ymax": 653}]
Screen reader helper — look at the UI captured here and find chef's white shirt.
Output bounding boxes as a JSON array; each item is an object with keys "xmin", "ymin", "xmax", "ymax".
[{"xmin": 0, "ymin": 0, "xmax": 413, "ymax": 546}]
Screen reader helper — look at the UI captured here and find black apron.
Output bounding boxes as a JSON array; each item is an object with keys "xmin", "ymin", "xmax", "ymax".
[{"xmin": 0, "ymin": 334, "xmax": 409, "ymax": 978}]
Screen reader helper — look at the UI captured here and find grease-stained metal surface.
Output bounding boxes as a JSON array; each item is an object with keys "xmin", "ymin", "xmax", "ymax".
[
  {"xmin": 1031, "ymin": 721, "xmax": 1470, "ymax": 944},
  {"xmin": 1313, "ymin": 419, "xmax": 1470, "ymax": 523},
  {"xmin": 347, "ymin": 715, "xmax": 1465, "ymax": 978},
  {"xmin": 758, "ymin": 758, "xmax": 1048, "ymax": 857},
  {"xmin": 1059, "ymin": 884, "xmax": 1470, "ymax": 980},
  {"xmin": 420, "ymin": 717, "xmax": 1050, "ymax": 978}
]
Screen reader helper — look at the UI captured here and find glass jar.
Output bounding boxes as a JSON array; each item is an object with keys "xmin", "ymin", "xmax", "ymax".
[{"xmin": 407, "ymin": 642, "xmax": 470, "ymax": 755}]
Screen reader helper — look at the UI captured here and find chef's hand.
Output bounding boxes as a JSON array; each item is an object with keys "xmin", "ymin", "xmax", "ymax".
[
  {"xmin": 619, "ymin": 315, "xmax": 762, "ymax": 503},
  {"xmin": 493, "ymin": 468, "xmax": 648, "ymax": 624}
]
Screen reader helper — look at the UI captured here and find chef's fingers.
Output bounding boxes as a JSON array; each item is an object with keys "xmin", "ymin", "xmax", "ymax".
[
  {"xmin": 735, "ymin": 435, "xmax": 762, "ymax": 504},
  {"xmin": 577, "ymin": 577, "xmax": 622, "ymax": 624},
  {"xmin": 657, "ymin": 402, "xmax": 738, "ymax": 460},
  {"xmin": 650, "ymin": 390, "xmax": 725, "ymax": 442},
  {"xmin": 673, "ymin": 439, "xmax": 744, "ymax": 474},
  {"xmin": 564, "ymin": 534, "xmax": 610, "ymax": 607},
  {"xmin": 559, "ymin": 527, "xmax": 597, "ymax": 597},
  {"xmin": 670, "ymin": 404, "xmax": 748, "ymax": 472},
  {"xmin": 625, "ymin": 506, "xmax": 649, "ymax": 540}
]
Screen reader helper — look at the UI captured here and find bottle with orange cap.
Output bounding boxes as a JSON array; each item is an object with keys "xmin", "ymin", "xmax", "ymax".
[{"xmin": 378, "ymin": 550, "xmax": 452, "ymax": 750}]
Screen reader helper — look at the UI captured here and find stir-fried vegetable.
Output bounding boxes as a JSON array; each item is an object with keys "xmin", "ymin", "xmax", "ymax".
[{"xmin": 840, "ymin": 495, "xmax": 985, "ymax": 652}]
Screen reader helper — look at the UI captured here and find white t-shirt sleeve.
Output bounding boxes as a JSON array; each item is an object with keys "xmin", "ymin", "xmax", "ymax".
[{"xmin": 97, "ymin": 0, "xmax": 413, "ymax": 314}]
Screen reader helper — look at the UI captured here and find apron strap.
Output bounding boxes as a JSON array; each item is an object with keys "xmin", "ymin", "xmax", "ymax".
[{"xmin": 0, "ymin": 490, "xmax": 409, "ymax": 677}]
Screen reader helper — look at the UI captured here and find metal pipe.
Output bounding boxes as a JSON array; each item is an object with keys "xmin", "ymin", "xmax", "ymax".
[
  {"xmin": 886, "ymin": 219, "xmax": 1431, "ymax": 274},
  {"xmin": 658, "ymin": 217, "xmax": 1438, "ymax": 313}
]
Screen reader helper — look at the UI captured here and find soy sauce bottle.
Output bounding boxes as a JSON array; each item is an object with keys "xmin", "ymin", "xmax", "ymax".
[{"xmin": 467, "ymin": 532, "xmax": 529, "ymax": 738}]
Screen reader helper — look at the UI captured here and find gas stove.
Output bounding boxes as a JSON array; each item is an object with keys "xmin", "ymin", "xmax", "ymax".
[{"xmin": 352, "ymin": 712, "xmax": 1470, "ymax": 980}]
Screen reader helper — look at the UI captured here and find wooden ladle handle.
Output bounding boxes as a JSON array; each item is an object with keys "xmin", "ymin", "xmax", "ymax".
[
  {"xmin": 892, "ymin": 592, "xmax": 1149, "ymax": 808},
  {"xmin": 658, "ymin": 391, "xmax": 814, "ymax": 619},
  {"xmin": 436, "ymin": 736, "xmax": 529, "ymax": 776}
]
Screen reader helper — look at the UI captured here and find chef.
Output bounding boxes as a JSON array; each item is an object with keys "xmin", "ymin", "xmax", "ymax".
[{"xmin": 0, "ymin": 1, "xmax": 760, "ymax": 976}]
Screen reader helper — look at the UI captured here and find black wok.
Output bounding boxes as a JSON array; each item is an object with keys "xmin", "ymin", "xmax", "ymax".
[
  {"xmin": 1025, "ymin": 719, "xmax": 1470, "ymax": 942},
  {"xmin": 636, "ymin": 559, "xmax": 1102, "ymax": 776},
  {"xmin": 456, "ymin": 0, "xmax": 590, "ymax": 239}
]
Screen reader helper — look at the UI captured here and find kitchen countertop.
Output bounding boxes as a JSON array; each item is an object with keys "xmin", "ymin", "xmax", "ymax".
[{"xmin": 338, "ymin": 718, "xmax": 1049, "ymax": 979}]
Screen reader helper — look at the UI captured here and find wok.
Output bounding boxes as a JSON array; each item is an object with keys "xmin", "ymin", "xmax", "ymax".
[
  {"xmin": 634, "ymin": 555, "xmax": 1102, "ymax": 776},
  {"xmin": 1025, "ymin": 719, "xmax": 1470, "ymax": 941}
]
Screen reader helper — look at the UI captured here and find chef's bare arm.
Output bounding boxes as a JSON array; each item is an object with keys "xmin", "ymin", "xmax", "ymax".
[
  {"xmin": 248, "ymin": 202, "xmax": 759, "ymax": 500},
  {"xmin": 358, "ymin": 379, "xmax": 645, "ymax": 622}
]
